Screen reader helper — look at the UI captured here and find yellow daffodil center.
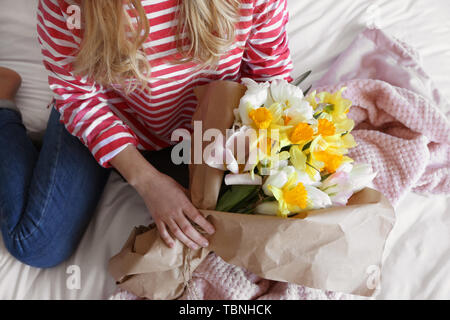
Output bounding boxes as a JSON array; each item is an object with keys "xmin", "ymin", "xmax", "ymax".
[
  {"xmin": 283, "ymin": 183, "xmax": 308, "ymax": 209},
  {"xmin": 290, "ymin": 123, "xmax": 313, "ymax": 144},
  {"xmin": 313, "ymin": 151, "xmax": 343, "ymax": 173},
  {"xmin": 317, "ymin": 119, "xmax": 336, "ymax": 136},
  {"xmin": 249, "ymin": 107, "xmax": 273, "ymax": 129}
]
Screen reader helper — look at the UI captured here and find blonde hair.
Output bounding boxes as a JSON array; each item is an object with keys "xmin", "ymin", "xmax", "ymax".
[{"xmin": 74, "ymin": 0, "xmax": 241, "ymax": 93}]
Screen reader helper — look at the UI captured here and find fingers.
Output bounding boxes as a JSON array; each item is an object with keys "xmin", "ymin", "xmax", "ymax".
[
  {"xmin": 183, "ymin": 204, "xmax": 215, "ymax": 235},
  {"xmin": 166, "ymin": 219, "xmax": 201, "ymax": 250},
  {"xmin": 175, "ymin": 214, "xmax": 210, "ymax": 248},
  {"xmin": 151, "ymin": 185, "xmax": 215, "ymax": 250},
  {"xmin": 156, "ymin": 221, "xmax": 175, "ymax": 248}
]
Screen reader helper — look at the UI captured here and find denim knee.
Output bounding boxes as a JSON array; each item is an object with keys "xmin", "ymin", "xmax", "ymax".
[
  {"xmin": 0, "ymin": 107, "xmax": 22, "ymax": 129},
  {"xmin": 3, "ymin": 230, "xmax": 76, "ymax": 269}
]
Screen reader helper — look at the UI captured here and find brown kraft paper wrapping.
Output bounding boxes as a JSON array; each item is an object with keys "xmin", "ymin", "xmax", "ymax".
[{"xmin": 108, "ymin": 81, "xmax": 396, "ymax": 299}]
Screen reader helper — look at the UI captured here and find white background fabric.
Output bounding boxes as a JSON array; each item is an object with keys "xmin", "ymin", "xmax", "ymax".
[{"xmin": 0, "ymin": 0, "xmax": 449, "ymax": 299}]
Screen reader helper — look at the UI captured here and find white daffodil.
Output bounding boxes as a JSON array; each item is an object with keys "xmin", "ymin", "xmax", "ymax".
[
  {"xmin": 264, "ymin": 79, "xmax": 304, "ymax": 110},
  {"xmin": 236, "ymin": 78, "xmax": 270, "ymax": 125},
  {"xmin": 284, "ymin": 99, "xmax": 315, "ymax": 125},
  {"xmin": 260, "ymin": 168, "xmax": 331, "ymax": 217},
  {"xmin": 304, "ymin": 185, "xmax": 332, "ymax": 210},
  {"xmin": 320, "ymin": 163, "xmax": 377, "ymax": 206},
  {"xmin": 262, "ymin": 164, "xmax": 322, "ymax": 197},
  {"xmin": 295, "ymin": 168, "xmax": 322, "ymax": 187},
  {"xmin": 349, "ymin": 163, "xmax": 377, "ymax": 193},
  {"xmin": 255, "ymin": 186, "xmax": 332, "ymax": 216},
  {"xmin": 262, "ymin": 166, "xmax": 295, "ymax": 196}
]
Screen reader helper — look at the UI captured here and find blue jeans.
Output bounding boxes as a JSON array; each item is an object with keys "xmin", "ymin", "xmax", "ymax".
[{"xmin": 0, "ymin": 105, "xmax": 110, "ymax": 268}]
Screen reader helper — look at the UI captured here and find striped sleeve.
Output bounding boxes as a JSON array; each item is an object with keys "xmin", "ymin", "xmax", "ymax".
[
  {"xmin": 37, "ymin": 0, "xmax": 138, "ymax": 167},
  {"xmin": 241, "ymin": 0, "xmax": 293, "ymax": 82}
]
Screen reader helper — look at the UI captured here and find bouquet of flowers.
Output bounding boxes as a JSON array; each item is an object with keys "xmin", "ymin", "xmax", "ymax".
[
  {"xmin": 210, "ymin": 73, "xmax": 377, "ymax": 217},
  {"xmin": 109, "ymin": 77, "xmax": 395, "ymax": 300}
]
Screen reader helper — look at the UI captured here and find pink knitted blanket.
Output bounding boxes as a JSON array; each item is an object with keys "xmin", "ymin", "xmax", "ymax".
[
  {"xmin": 316, "ymin": 28, "xmax": 449, "ymax": 206},
  {"xmin": 110, "ymin": 28, "xmax": 450, "ymax": 300}
]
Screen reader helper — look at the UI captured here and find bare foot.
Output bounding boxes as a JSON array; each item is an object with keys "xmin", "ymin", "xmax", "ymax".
[{"xmin": 0, "ymin": 67, "xmax": 22, "ymax": 101}]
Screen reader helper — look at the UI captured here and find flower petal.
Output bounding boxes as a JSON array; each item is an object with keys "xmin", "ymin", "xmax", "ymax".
[
  {"xmin": 224, "ymin": 173, "xmax": 263, "ymax": 186},
  {"xmin": 255, "ymin": 201, "xmax": 279, "ymax": 216}
]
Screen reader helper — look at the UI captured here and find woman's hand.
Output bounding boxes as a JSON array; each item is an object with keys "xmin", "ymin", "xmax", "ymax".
[
  {"xmin": 135, "ymin": 170, "xmax": 215, "ymax": 249},
  {"xmin": 110, "ymin": 145, "xmax": 215, "ymax": 249}
]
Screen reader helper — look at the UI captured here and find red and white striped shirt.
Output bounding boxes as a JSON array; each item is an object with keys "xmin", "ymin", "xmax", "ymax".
[{"xmin": 37, "ymin": 0, "xmax": 293, "ymax": 167}]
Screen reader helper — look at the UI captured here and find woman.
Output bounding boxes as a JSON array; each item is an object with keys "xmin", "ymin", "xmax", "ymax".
[{"xmin": 0, "ymin": 0, "xmax": 292, "ymax": 268}]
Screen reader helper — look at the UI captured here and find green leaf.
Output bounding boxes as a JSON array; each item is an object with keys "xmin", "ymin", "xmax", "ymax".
[
  {"xmin": 215, "ymin": 185, "xmax": 260, "ymax": 212},
  {"xmin": 302, "ymin": 141, "xmax": 312, "ymax": 151},
  {"xmin": 229, "ymin": 188, "xmax": 261, "ymax": 213},
  {"xmin": 280, "ymin": 145, "xmax": 291, "ymax": 153},
  {"xmin": 262, "ymin": 196, "xmax": 276, "ymax": 202},
  {"xmin": 292, "ymin": 70, "xmax": 312, "ymax": 87},
  {"xmin": 234, "ymin": 194, "xmax": 259, "ymax": 214},
  {"xmin": 303, "ymin": 84, "xmax": 312, "ymax": 95},
  {"xmin": 313, "ymin": 111, "xmax": 323, "ymax": 119}
]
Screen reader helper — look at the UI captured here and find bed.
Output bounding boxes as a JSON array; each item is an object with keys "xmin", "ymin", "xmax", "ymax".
[{"xmin": 0, "ymin": 0, "xmax": 449, "ymax": 300}]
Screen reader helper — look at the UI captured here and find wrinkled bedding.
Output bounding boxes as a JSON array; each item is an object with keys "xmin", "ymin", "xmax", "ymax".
[{"xmin": 0, "ymin": 0, "xmax": 449, "ymax": 300}]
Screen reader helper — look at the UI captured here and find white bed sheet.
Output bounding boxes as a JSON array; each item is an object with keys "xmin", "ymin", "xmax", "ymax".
[{"xmin": 0, "ymin": 0, "xmax": 449, "ymax": 300}]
